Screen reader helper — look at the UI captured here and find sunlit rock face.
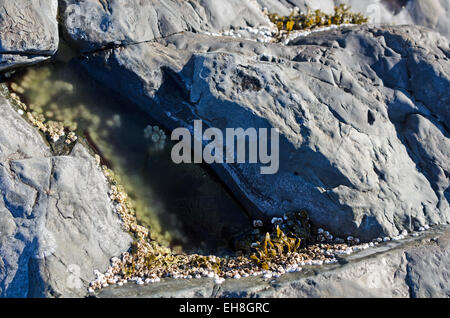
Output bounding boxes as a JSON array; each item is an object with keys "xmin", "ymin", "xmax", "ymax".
[
  {"xmin": 0, "ymin": 94, "xmax": 132, "ymax": 297},
  {"xmin": 58, "ymin": 0, "xmax": 273, "ymax": 53},
  {"xmin": 343, "ymin": 0, "xmax": 450, "ymax": 39},
  {"xmin": 0, "ymin": 0, "xmax": 58, "ymax": 71}
]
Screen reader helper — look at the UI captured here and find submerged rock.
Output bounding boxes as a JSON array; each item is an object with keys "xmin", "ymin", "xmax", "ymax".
[
  {"xmin": 76, "ymin": 24, "xmax": 450, "ymax": 240},
  {"xmin": 0, "ymin": 0, "xmax": 59, "ymax": 72},
  {"xmin": 0, "ymin": 94, "xmax": 132, "ymax": 297}
]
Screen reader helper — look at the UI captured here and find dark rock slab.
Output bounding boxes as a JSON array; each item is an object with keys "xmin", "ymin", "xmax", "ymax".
[{"xmin": 76, "ymin": 25, "xmax": 450, "ymax": 240}]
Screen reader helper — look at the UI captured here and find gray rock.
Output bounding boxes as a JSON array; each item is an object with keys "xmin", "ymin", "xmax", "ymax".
[
  {"xmin": 404, "ymin": 228, "xmax": 450, "ymax": 298},
  {"xmin": 77, "ymin": 24, "xmax": 450, "ymax": 240},
  {"xmin": 0, "ymin": 94, "xmax": 132, "ymax": 297},
  {"xmin": 97, "ymin": 277, "xmax": 216, "ymax": 298},
  {"xmin": 95, "ymin": 226, "xmax": 450, "ymax": 298},
  {"xmin": 0, "ymin": 0, "xmax": 59, "ymax": 72},
  {"xmin": 59, "ymin": 0, "xmax": 272, "ymax": 53}
]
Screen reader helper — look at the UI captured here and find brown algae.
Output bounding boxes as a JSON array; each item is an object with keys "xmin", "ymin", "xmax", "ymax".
[{"xmin": 268, "ymin": 4, "xmax": 368, "ymax": 33}]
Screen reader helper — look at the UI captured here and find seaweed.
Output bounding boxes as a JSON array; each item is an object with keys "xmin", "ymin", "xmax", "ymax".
[{"xmin": 269, "ymin": 4, "xmax": 368, "ymax": 33}]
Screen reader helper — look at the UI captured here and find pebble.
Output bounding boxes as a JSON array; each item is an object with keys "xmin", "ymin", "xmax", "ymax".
[
  {"xmin": 263, "ymin": 272, "xmax": 273, "ymax": 279},
  {"xmin": 89, "ymin": 196, "xmax": 438, "ymax": 294},
  {"xmin": 253, "ymin": 220, "xmax": 263, "ymax": 228}
]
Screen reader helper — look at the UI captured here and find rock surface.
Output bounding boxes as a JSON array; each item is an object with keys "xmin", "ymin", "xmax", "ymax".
[
  {"xmin": 96, "ymin": 225, "xmax": 450, "ymax": 298},
  {"xmin": 0, "ymin": 0, "xmax": 59, "ymax": 72},
  {"xmin": 59, "ymin": 0, "xmax": 273, "ymax": 53},
  {"xmin": 0, "ymin": 94, "xmax": 132, "ymax": 297},
  {"xmin": 345, "ymin": 0, "xmax": 450, "ymax": 40},
  {"xmin": 1, "ymin": 0, "xmax": 449, "ymax": 298},
  {"xmin": 76, "ymin": 24, "xmax": 450, "ymax": 240}
]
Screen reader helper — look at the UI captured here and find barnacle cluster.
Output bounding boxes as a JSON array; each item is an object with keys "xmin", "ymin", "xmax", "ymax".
[
  {"xmin": 6, "ymin": 84, "xmax": 77, "ymax": 145},
  {"xmin": 5, "ymin": 64, "xmax": 194, "ymax": 251},
  {"xmin": 144, "ymin": 125, "xmax": 167, "ymax": 151},
  {"xmin": 269, "ymin": 4, "xmax": 368, "ymax": 32},
  {"xmin": 6, "ymin": 65, "xmax": 109, "ymax": 136}
]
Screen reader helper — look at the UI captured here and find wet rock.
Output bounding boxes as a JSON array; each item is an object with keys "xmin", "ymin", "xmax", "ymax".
[
  {"xmin": 0, "ymin": 0, "xmax": 59, "ymax": 72},
  {"xmin": 0, "ymin": 94, "xmax": 132, "ymax": 297},
  {"xmin": 59, "ymin": 0, "xmax": 272, "ymax": 53},
  {"xmin": 77, "ymin": 24, "xmax": 450, "ymax": 240}
]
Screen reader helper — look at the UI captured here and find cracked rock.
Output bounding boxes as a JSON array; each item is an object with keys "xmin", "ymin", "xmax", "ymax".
[
  {"xmin": 0, "ymin": 94, "xmax": 132, "ymax": 297},
  {"xmin": 59, "ymin": 0, "xmax": 273, "ymax": 53},
  {"xmin": 0, "ymin": 0, "xmax": 59, "ymax": 72}
]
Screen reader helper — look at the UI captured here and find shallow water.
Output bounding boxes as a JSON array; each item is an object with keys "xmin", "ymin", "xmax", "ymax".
[{"xmin": 7, "ymin": 59, "xmax": 251, "ymax": 255}]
